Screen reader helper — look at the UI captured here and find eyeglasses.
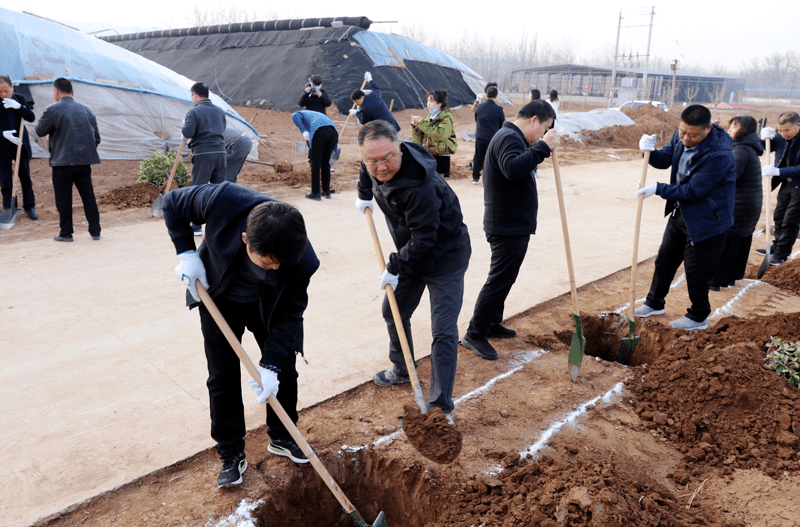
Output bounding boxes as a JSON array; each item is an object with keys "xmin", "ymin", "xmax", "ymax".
[{"xmin": 364, "ymin": 150, "xmax": 400, "ymax": 168}]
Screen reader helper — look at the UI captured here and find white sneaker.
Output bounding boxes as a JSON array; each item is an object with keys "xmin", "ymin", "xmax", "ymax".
[
  {"xmin": 633, "ymin": 304, "xmax": 665, "ymax": 318},
  {"xmin": 669, "ymin": 316, "xmax": 708, "ymax": 331}
]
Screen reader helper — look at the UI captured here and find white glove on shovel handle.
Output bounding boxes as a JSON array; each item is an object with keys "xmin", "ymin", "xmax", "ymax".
[
  {"xmin": 3, "ymin": 130, "xmax": 22, "ymax": 146},
  {"xmin": 175, "ymin": 250, "xmax": 208, "ymax": 302},
  {"xmin": 637, "ymin": 183, "xmax": 657, "ymax": 200},
  {"xmin": 380, "ymin": 268, "xmax": 398, "ymax": 292},
  {"xmin": 2, "ymin": 97, "xmax": 21, "ymax": 110},
  {"xmin": 355, "ymin": 197, "xmax": 374, "ymax": 214},
  {"xmin": 249, "ymin": 367, "xmax": 280, "ymax": 404},
  {"xmin": 763, "ymin": 165, "xmax": 780, "ymax": 177},
  {"xmin": 760, "ymin": 127, "xmax": 775, "ymax": 140},
  {"xmin": 639, "ymin": 134, "xmax": 656, "ymax": 152}
]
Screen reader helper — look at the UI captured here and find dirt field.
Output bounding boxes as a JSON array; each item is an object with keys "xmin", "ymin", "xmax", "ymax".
[{"xmin": 5, "ymin": 102, "xmax": 800, "ymax": 527}]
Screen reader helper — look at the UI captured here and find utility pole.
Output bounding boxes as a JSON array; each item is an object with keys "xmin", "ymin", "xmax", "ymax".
[
  {"xmin": 670, "ymin": 59, "xmax": 678, "ymax": 108},
  {"xmin": 608, "ymin": 10, "xmax": 622, "ymax": 108},
  {"xmin": 641, "ymin": 6, "xmax": 655, "ymax": 100}
]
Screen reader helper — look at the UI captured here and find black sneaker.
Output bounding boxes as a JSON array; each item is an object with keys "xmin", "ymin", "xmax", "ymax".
[
  {"xmin": 461, "ymin": 334, "xmax": 498, "ymax": 360},
  {"xmin": 770, "ymin": 255, "xmax": 786, "ymax": 266},
  {"xmin": 305, "ymin": 192, "xmax": 321, "ymax": 201},
  {"xmin": 268, "ymin": 438, "xmax": 310, "ymax": 464},
  {"xmin": 487, "ymin": 325, "xmax": 516, "ymax": 339},
  {"xmin": 373, "ymin": 368, "xmax": 410, "ymax": 386},
  {"xmin": 53, "ymin": 234, "xmax": 73, "ymax": 242},
  {"xmin": 756, "ymin": 247, "xmax": 774, "ymax": 256},
  {"xmin": 217, "ymin": 452, "xmax": 247, "ymax": 488},
  {"xmin": 25, "ymin": 207, "xmax": 37, "ymax": 220}
]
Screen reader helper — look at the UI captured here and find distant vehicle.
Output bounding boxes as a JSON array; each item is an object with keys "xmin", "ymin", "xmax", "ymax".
[{"xmin": 614, "ymin": 100, "xmax": 669, "ymax": 112}]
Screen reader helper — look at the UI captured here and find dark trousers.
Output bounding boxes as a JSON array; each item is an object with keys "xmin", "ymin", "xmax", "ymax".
[
  {"xmin": 224, "ymin": 137, "xmax": 253, "ymax": 183},
  {"xmin": 383, "ymin": 265, "xmax": 467, "ymax": 414},
  {"xmin": 435, "ymin": 155, "xmax": 451, "ymax": 178},
  {"xmin": 309, "ymin": 126, "xmax": 337, "ymax": 194},
  {"xmin": 1, "ymin": 151, "xmax": 34, "ymax": 210},
  {"xmin": 771, "ymin": 181, "xmax": 800, "ymax": 259},
  {"xmin": 52, "ymin": 165, "xmax": 100, "ymax": 237},
  {"xmin": 467, "ymin": 234, "xmax": 530, "ymax": 337},
  {"xmin": 711, "ymin": 233, "xmax": 752, "ymax": 287},
  {"xmin": 191, "ymin": 152, "xmax": 226, "ymax": 186},
  {"xmin": 472, "ymin": 138, "xmax": 490, "ymax": 181},
  {"xmin": 198, "ymin": 297, "xmax": 298, "ymax": 459},
  {"xmin": 644, "ymin": 213, "xmax": 727, "ymax": 322}
]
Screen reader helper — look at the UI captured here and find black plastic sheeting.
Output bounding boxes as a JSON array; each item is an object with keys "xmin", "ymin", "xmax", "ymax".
[
  {"xmin": 108, "ymin": 26, "xmax": 477, "ymax": 112},
  {"xmin": 101, "ymin": 17, "xmax": 372, "ymax": 42}
]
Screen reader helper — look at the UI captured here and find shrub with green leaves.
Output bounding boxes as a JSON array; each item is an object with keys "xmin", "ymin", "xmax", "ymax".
[
  {"xmin": 136, "ymin": 149, "xmax": 189, "ymax": 187},
  {"xmin": 764, "ymin": 337, "xmax": 800, "ymax": 389}
]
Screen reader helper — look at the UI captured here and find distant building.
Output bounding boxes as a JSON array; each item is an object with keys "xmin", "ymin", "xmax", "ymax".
[{"xmin": 510, "ymin": 64, "xmax": 746, "ymax": 106}]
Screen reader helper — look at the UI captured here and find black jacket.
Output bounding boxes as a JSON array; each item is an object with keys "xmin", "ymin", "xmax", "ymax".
[
  {"xmin": 767, "ymin": 132, "xmax": 800, "ymax": 191},
  {"xmin": 163, "ymin": 182, "xmax": 320, "ymax": 367},
  {"xmin": 729, "ymin": 131, "xmax": 763, "ymax": 236},
  {"xmin": 356, "ymin": 81, "xmax": 400, "ymax": 131},
  {"xmin": 473, "ymin": 99, "xmax": 505, "ymax": 142},
  {"xmin": 358, "ymin": 141, "xmax": 471, "ymax": 277},
  {"xmin": 182, "ymin": 99, "xmax": 226, "ymax": 155},
  {"xmin": 0, "ymin": 92, "xmax": 34, "ymax": 162},
  {"xmin": 483, "ymin": 121, "xmax": 551, "ymax": 236},
  {"xmin": 299, "ymin": 88, "xmax": 332, "ymax": 114},
  {"xmin": 35, "ymin": 96, "xmax": 101, "ymax": 167}
]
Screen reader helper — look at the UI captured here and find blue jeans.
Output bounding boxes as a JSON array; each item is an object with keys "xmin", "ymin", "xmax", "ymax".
[{"xmin": 383, "ymin": 265, "xmax": 468, "ymax": 413}]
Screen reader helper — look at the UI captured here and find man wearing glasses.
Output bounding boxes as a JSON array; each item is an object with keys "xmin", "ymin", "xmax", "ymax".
[
  {"xmin": 354, "ymin": 120, "xmax": 470, "ymax": 425},
  {"xmin": 634, "ymin": 104, "xmax": 736, "ymax": 331},
  {"xmin": 759, "ymin": 112, "xmax": 800, "ymax": 266}
]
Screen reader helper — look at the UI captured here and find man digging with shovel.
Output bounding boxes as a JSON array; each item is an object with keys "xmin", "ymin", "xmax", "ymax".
[{"xmin": 163, "ymin": 182, "xmax": 320, "ymax": 488}]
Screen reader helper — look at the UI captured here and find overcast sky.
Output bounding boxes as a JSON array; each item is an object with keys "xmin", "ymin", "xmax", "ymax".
[{"xmin": 2, "ymin": 1, "xmax": 797, "ymax": 72}]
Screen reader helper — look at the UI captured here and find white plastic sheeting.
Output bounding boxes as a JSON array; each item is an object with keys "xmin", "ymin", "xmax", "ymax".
[
  {"xmin": 553, "ymin": 108, "xmax": 636, "ymax": 143},
  {"xmin": 1, "ymin": 8, "xmax": 258, "ymax": 160}
]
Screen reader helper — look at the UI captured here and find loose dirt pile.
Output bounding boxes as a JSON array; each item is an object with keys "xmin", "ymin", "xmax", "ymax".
[
  {"xmin": 581, "ymin": 105, "xmax": 682, "ymax": 150},
  {"xmin": 402, "ymin": 405, "xmax": 463, "ymax": 464}
]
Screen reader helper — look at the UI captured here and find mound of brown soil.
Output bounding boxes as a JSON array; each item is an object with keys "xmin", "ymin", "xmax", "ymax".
[
  {"xmin": 97, "ymin": 182, "xmax": 160, "ymax": 209},
  {"xmin": 582, "ymin": 105, "xmax": 681, "ymax": 150},
  {"xmin": 764, "ymin": 258, "xmax": 800, "ymax": 293}
]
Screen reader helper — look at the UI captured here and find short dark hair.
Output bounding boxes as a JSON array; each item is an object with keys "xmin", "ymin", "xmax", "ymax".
[
  {"xmin": 549, "ymin": 89, "xmax": 559, "ymax": 101},
  {"xmin": 310, "ymin": 75, "xmax": 323, "ymax": 86},
  {"xmin": 729, "ymin": 115, "xmax": 757, "ymax": 141},
  {"xmin": 530, "ymin": 89, "xmax": 541, "ymax": 100},
  {"xmin": 245, "ymin": 201, "xmax": 308, "ymax": 265},
  {"xmin": 351, "ymin": 89, "xmax": 365, "ymax": 101},
  {"xmin": 681, "ymin": 104, "xmax": 711, "ymax": 127},
  {"xmin": 357, "ymin": 120, "xmax": 399, "ymax": 146},
  {"xmin": 0, "ymin": 75, "xmax": 11, "ymax": 87},
  {"xmin": 191, "ymin": 82, "xmax": 209, "ymax": 99},
  {"xmin": 484, "ymin": 82, "xmax": 498, "ymax": 93},
  {"xmin": 778, "ymin": 112, "xmax": 800, "ymax": 126},
  {"xmin": 518, "ymin": 100, "xmax": 556, "ymax": 121},
  {"xmin": 54, "ymin": 77, "xmax": 73, "ymax": 94},
  {"xmin": 426, "ymin": 89, "xmax": 448, "ymax": 109},
  {"xmin": 486, "ymin": 85, "xmax": 499, "ymax": 98}
]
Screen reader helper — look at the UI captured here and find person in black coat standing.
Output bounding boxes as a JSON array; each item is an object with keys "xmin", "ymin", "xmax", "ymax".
[
  {"xmin": 461, "ymin": 100, "xmax": 558, "ymax": 360},
  {"xmin": 0, "ymin": 75, "xmax": 37, "ymax": 220},
  {"xmin": 299, "ymin": 75, "xmax": 332, "ymax": 115},
  {"xmin": 710, "ymin": 116, "xmax": 763, "ymax": 289},
  {"xmin": 471, "ymin": 82, "xmax": 505, "ymax": 185}
]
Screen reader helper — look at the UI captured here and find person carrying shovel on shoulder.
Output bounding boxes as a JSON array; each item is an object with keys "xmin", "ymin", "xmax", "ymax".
[
  {"xmin": 355, "ymin": 119, "xmax": 471, "ymax": 425},
  {"xmin": 163, "ymin": 181, "xmax": 320, "ymax": 488}
]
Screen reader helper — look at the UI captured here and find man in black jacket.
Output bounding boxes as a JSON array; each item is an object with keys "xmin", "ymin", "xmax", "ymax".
[
  {"xmin": 163, "ymin": 182, "xmax": 319, "ymax": 488},
  {"xmin": 355, "ymin": 120, "xmax": 471, "ymax": 424},
  {"xmin": 471, "ymin": 82, "xmax": 506, "ymax": 184},
  {"xmin": 35, "ymin": 77, "xmax": 101, "ymax": 242},
  {"xmin": 462, "ymin": 101, "xmax": 558, "ymax": 360},
  {"xmin": 760, "ymin": 111, "xmax": 800, "ymax": 265},
  {"xmin": 299, "ymin": 75, "xmax": 332, "ymax": 115},
  {"xmin": 0, "ymin": 75, "xmax": 37, "ymax": 221}
]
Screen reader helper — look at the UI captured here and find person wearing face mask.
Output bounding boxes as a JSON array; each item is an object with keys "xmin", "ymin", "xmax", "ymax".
[
  {"xmin": 163, "ymin": 182, "xmax": 320, "ymax": 489},
  {"xmin": 758, "ymin": 112, "xmax": 800, "ymax": 266},
  {"xmin": 461, "ymin": 100, "xmax": 558, "ymax": 360},
  {"xmin": 634, "ymin": 105, "xmax": 736, "ymax": 331},
  {"xmin": 709, "ymin": 116, "xmax": 763, "ymax": 289},
  {"xmin": 411, "ymin": 89, "xmax": 457, "ymax": 178}
]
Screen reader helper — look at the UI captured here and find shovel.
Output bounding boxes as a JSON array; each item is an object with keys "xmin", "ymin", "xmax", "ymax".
[
  {"xmin": 552, "ymin": 150, "xmax": 586, "ymax": 381},
  {"xmin": 364, "ymin": 207, "xmax": 462, "ymax": 464},
  {"xmin": 757, "ymin": 138, "xmax": 772, "ymax": 279},
  {"xmin": 617, "ymin": 151, "xmax": 651, "ymax": 364},
  {"xmin": 340, "ymin": 77, "xmax": 369, "ymax": 137},
  {"xmin": 0, "ymin": 117, "xmax": 24, "ymax": 231},
  {"xmin": 152, "ymin": 140, "xmax": 185, "ymax": 218},
  {"xmin": 196, "ymin": 282, "xmax": 388, "ymax": 527}
]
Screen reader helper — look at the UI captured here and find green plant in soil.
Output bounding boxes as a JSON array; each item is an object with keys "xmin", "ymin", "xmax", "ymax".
[
  {"xmin": 136, "ymin": 150, "xmax": 189, "ymax": 187},
  {"xmin": 764, "ymin": 337, "xmax": 800, "ymax": 389}
]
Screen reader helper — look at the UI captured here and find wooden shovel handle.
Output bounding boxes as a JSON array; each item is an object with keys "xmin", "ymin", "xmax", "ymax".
[
  {"xmin": 551, "ymin": 150, "xmax": 580, "ymax": 316},
  {"xmin": 340, "ymin": 77, "xmax": 370, "ymax": 136},
  {"xmin": 630, "ymin": 151, "xmax": 650, "ymax": 319},
  {"xmin": 765, "ymin": 137, "xmax": 771, "ymax": 254},
  {"xmin": 364, "ymin": 208, "xmax": 428, "ymax": 415},
  {"xmin": 12, "ymin": 117, "xmax": 24, "ymax": 181},
  {"xmin": 195, "ymin": 283, "xmax": 362, "ymax": 517},
  {"xmin": 164, "ymin": 140, "xmax": 185, "ymax": 193}
]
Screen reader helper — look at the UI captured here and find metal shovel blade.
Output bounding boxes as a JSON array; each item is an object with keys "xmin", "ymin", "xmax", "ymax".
[
  {"xmin": 617, "ymin": 319, "xmax": 638, "ymax": 365},
  {"xmin": 349, "ymin": 510, "xmax": 387, "ymax": 527},
  {"xmin": 0, "ymin": 196, "xmax": 20, "ymax": 230},
  {"xmin": 151, "ymin": 193, "xmax": 164, "ymax": 218},
  {"xmin": 567, "ymin": 313, "xmax": 586, "ymax": 382}
]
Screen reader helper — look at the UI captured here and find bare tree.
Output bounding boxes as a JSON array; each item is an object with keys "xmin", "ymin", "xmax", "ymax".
[
  {"xmin": 712, "ymin": 82, "xmax": 728, "ymax": 104},
  {"xmin": 685, "ymin": 84, "xmax": 700, "ymax": 105},
  {"xmin": 189, "ymin": 4, "xmax": 279, "ymax": 26}
]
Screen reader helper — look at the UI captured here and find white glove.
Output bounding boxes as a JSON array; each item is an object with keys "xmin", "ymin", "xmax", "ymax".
[
  {"xmin": 637, "ymin": 183, "xmax": 657, "ymax": 199},
  {"xmin": 477, "ymin": 94, "xmax": 485, "ymax": 101},
  {"xmin": 302, "ymin": 131, "xmax": 310, "ymax": 141},
  {"xmin": 3, "ymin": 130, "xmax": 22, "ymax": 146},
  {"xmin": 380, "ymin": 269, "xmax": 399, "ymax": 292},
  {"xmin": 639, "ymin": 134, "xmax": 656, "ymax": 152},
  {"xmin": 364, "ymin": 71, "xmax": 372, "ymax": 83},
  {"xmin": 355, "ymin": 197, "xmax": 374, "ymax": 214},
  {"xmin": 763, "ymin": 165, "xmax": 780, "ymax": 177},
  {"xmin": 349, "ymin": 108, "xmax": 358, "ymax": 116},
  {"xmin": 175, "ymin": 250, "xmax": 208, "ymax": 302},
  {"xmin": 248, "ymin": 366, "xmax": 279, "ymax": 404},
  {"xmin": 760, "ymin": 127, "xmax": 775, "ymax": 140},
  {"xmin": 3, "ymin": 97, "xmax": 21, "ymax": 110}
]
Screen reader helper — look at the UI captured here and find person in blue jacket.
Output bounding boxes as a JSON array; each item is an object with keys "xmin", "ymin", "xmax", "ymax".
[
  {"xmin": 292, "ymin": 110, "xmax": 338, "ymax": 200},
  {"xmin": 163, "ymin": 182, "xmax": 319, "ymax": 489},
  {"xmin": 634, "ymin": 105, "xmax": 736, "ymax": 331},
  {"xmin": 350, "ymin": 72, "xmax": 400, "ymax": 131}
]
